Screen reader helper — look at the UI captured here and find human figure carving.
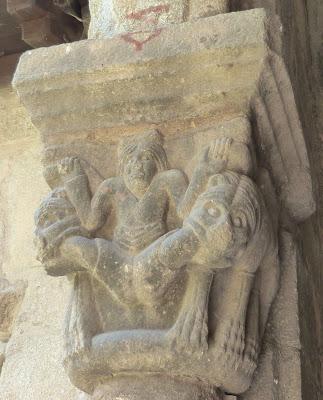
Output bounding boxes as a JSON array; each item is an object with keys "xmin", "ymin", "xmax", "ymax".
[
  {"xmin": 35, "ymin": 131, "xmax": 278, "ymax": 365},
  {"xmin": 37, "ymin": 132, "xmax": 230, "ymax": 300}
]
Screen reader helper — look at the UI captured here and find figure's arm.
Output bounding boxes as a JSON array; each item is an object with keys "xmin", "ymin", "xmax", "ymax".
[
  {"xmin": 157, "ymin": 226, "xmax": 200, "ymax": 270},
  {"xmin": 57, "ymin": 157, "xmax": 113, "ymax": 232}
]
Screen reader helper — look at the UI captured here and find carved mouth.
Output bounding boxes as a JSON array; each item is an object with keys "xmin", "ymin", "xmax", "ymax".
[
  {"xmin": 184, "ymin": 218, "xmax": 207, "ymax": 239},
  {"xmin": 130, "ymin": 171, "xmax": 146, "ymax": 180}
]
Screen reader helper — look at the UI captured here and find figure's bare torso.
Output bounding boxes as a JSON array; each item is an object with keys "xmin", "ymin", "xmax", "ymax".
[{"xmin": 102, "ymin": 170, "xmax": 187, "ymax": 252}]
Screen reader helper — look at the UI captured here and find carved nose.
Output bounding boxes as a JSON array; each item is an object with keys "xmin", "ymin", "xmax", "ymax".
[{"xmin": 132, "ymin": 158, "xmax": 144, "ymax": 172}]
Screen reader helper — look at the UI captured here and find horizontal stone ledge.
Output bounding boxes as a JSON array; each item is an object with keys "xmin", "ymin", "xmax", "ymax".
[{"xmin": 13, "ymin": 9, "xmax": 268, "ymax": 135}]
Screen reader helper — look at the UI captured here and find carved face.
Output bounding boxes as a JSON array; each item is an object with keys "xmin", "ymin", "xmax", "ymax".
[
  {"xmin": 123, "ymin": 145, "xmax": 158, "ymax": 197},
  {"xmin": 34, "ymin": 189, "xmax": 77, "ymax": 262},
  {"xmin": 185, "ymin": 184, "xmax": 252, "ymax": 266}
]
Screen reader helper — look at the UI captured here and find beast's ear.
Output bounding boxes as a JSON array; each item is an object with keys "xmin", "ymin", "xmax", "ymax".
[{"xmin": 207, "ymin": 171, "xmax": 241, "ymax": 188}]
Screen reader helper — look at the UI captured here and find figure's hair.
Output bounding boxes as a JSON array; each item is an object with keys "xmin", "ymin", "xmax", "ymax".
[
  {"xmin": 118, "ymin": 130, "xmax": 169, "ymax": 174},
  {"xmin": 35, "ymin": 189, "xmax": 74, "ymax": 227}
]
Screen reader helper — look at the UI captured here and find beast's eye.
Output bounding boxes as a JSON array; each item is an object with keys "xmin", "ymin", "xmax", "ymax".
[{"xmin": 205, "ymin": 202, "xmax": 221, "ymax": 218}]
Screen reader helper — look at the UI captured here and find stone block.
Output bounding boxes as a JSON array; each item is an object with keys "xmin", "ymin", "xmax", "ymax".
[{"xmin": 13, "ymin": 10, "xmax": 267, "ymax": 135}]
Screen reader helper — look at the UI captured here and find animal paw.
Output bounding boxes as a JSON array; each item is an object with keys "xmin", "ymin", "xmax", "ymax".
[
  {"xmin": 166, "ymin": 305, "xmax": 208, "ymax": 354},
  {"xmin": 215, "ymin": 318, "xmax": 246, "ymax": 368}
]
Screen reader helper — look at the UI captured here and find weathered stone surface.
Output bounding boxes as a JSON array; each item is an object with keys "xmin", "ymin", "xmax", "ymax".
[
  {"xmin": 92, "ymin": 376, "xmax": 223, "ymax": 400},
  {"xmin": 0, "ymin": 136, "xmax": 85, "ymax": 399},
  {"xmin": 13, "ymin": 9, "xmax": 315, "ymax": 222},
  {"xmin": 2, "ymin": 2, "xmax": 319, "ymax": 400},
  {"xmin": 190, "ymin": 0, "xmax": 230, "ymax": 20},
  {"xmin": 0, "ymin": 55, "xmax": 37, "ymax": 145},
  {"xmin": 0, "ymin": 277, "xmax": 25, "ymax": 376},
  {"xmin": 89, "ymin": 0, "xmax": 186, "ymax": 38},
  {"xmin": 13, "ymin": 10, "xmax": 268, "ymax": 133},
  {"xmin": 0, "ymin": 278, "xmax": 25, "ymax": 342},
  {"xmin": 241, "ymin": 231, "xmax": 303, "ymax": 400},
  {"xmin": 33, "ymin": 128, "xmax": 280, "ymax": 395},
  {"xmin": 88, "ymin": 0, "xmax": 230, "ymax": 38}
]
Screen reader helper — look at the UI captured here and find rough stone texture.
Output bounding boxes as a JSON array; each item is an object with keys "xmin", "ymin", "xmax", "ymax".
[
  {"xmin": 260, "ymin": 2, "xmax": 322, "ymax": 399},
  {"xmin": 13, "ymin": 10, "xmax": 269, "ymax": 134},
  {"xmin": 88, "ymin": 0, "xmax": 230, "ymax": 39},
  {"xmin": 0, "ymin": 2, "xmax": 320, "ymax": 400},
  {"xmin": 92, "ymin": 376, "xmax": 223, "ymax": 400},
  {"xmin": 12, "ymin": 7, "xmax": 317, "ymax": 400},
  {"xmin": 0, "ymin": 74, "xmax": 86, "ymax": 399},
  {"xmin": 0, "ymin": 278, "xmax": 25, "ymax": 342},
  {"xmin": 241, "ymin": 231, "xmax": 303, "ymax": 400},
  {"xmin": 0, "ymin": 277, "xmax": 25, "ymax": 376},
  {"xmin": 0, "ymin": 139, "xmax": 86, "ymax": 399},
  {"xmin": 236, "ymin": 1, "xmax": 323, "ymax": 398},
  {"xmin": 13, "ymin": 10, "xmax": 315, "ymax": 223},
  {"xmin": 0, "ymin": 56, "xmax": 37, "ymax": 145},
  {"xmin": 33, "ymin": 128, "xmax": 280, "ymax": 395},
  {"xmin": 190, "ymin": 1, "xmax": 229, "ymax": 20},
  {"xmin": 88, "ymin": 0, "xmax": 186, "ymax": 38}
]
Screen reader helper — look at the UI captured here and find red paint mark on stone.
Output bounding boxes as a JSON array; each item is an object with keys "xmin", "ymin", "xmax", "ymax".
[
  {"xmin": 121, "ymin": 4, "xmax": 170, "ymax": 51},
  {"xmin": 121, "ymin": 29, "xmax": 163, "ymax": 51},
  {"xmin": 127, "ymin": 4, "xmax": 170, "ymax": 21}
]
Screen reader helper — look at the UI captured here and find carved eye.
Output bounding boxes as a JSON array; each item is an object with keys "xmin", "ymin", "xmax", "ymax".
[{"xmin": 206, "ymin": 203, "xmax": 221, "ymax": 218}]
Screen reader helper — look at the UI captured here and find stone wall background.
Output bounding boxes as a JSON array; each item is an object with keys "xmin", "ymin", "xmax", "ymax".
[
  {"xmin": 236, "ymin": 1, "xmax": 322, "ymax": 397},
  {"xmin": 0, "ymin": 78, "xmax": 86, "ymax": 399},
  {"xmin": 0, "ymin": 2, "xmax": 321, "ymax": 399},
  {"xmin": 275, "ymin": 2, "xmax": 322, "ymax": 398}
]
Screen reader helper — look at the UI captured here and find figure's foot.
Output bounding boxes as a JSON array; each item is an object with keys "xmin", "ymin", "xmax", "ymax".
[
  {"xmin": 166, "ymin": 302, "xmax": 209, "ymax": 354},
  {"xmin": 215, "ymin": 318, "xmax": 245, "ymax": 368}
]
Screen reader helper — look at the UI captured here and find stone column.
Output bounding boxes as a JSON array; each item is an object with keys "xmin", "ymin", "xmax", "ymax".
[
  {"xmin": 12, "ymin": 3, "xmax": 316, "ymax": 400},
  {"xmin": 88, "ymin": 0, "xmax": 230, "ymax": 38}
]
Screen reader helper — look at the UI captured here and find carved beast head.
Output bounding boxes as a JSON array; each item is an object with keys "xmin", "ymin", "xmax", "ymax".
[{"xmin": 186, "ymin": 171, "xmax": 274, "ymax": 270}]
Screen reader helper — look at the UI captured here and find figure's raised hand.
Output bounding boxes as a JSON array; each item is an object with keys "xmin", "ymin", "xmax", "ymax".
[
  {"xmin": 57, "ymin": 157, "xmax": 84, "ymax": 182},
  {"xmin": 196, "ymin": 137, "xmax": 232, "ymax": 178},
  {"xmin": 208, "ymin": 137, "xmax": 232, "ymax": 163}
]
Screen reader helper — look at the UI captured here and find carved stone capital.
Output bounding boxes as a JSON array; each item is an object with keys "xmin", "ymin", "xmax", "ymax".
[{"xmin": 12, "ymin": 6, "xmax": 315, "ymax": 399}]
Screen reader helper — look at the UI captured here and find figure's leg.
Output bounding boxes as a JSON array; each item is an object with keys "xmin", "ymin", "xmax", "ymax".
[
  {"xmin": 60, "ymin": 236, "xmax": 100, "ymax": 271},
  {"xmin": 134, "ymin": 228, "xmax": 212, "ymax": 352},
  {"xmin": 60, "ymin": 236, "xmax": 128, "ymax": 299},
  {"xmin": 166, "ymin": 269, "xmax": 213, "ymax": 353},
  {"xmin": 132, "ymin": 228, "xmax": 199, "ymax": 306}
]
